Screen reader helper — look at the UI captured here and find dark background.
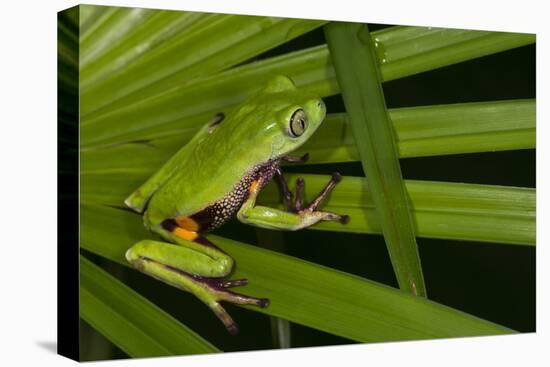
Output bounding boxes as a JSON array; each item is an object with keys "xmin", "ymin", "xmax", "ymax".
[{"xmin": 80, "ymin": 23, "xmax": 536, "ymax": 359}]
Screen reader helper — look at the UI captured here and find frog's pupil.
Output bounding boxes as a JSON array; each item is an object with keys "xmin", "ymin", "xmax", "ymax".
[{"xmin": 290, "ymin": 109, "xmax": 307, "ymax": 137}]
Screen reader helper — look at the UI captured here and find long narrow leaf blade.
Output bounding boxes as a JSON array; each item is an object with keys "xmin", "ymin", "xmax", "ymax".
[
  {"xmin": 81, "ymin": 203, "xmax": 515, "ymax": 342},
  {"xmin": 259, "ymin": 174, "xmax": 536, "ymax": 246},
  {"xmin": 80, "ymin": 256, "xmax": 220, "ymax": 357},
  {"xmin": 80, "ymin": 9, "xmax": 208, "ymax": 89},
  {"xmin": 374, "ymin": 26, "xmax": 536, "ymax": 81},
  {"xmin": 80, "ymin": 44, "xmax": 337, "ymax": 147},
  {"xmin": 80, "ymin": 7, "xmax": 327, "ymax": 117},
  {"xmin": 80, "ymin": 25, "xmax": 534, "ymax": 147},
  {"xmin": 79, "ymin": 99, "xmax": 535, "ymax": 171},
  {"xmin": 297, "ymin": 99, "xmax": 536, "ymax": 162},
  {"xmin": 325, "ymin": 22, "xmax": 426, "ymax": 296},
  {"xmin": 80, "ymin": 171, "xmax": 535, "ymax": 246},
  {"xmin": 80, "ymin": 6, "xmax": 154, "ymax": 69}
]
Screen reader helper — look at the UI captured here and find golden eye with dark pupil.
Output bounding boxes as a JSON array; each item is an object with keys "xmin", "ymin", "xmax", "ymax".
[{"xmin": 289, "ymin": 109, "xmax": 308, "ymax": 137}]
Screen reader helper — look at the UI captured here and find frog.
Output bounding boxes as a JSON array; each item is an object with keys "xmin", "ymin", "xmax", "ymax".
[{"xmin": 124, "ymin": 76, "xmax": 349, "ymax": 335}]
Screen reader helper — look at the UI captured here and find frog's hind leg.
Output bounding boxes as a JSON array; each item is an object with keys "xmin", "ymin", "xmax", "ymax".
[{"xmin": 125, "ymin": 222, "xmax": 268, "ymax": 335}]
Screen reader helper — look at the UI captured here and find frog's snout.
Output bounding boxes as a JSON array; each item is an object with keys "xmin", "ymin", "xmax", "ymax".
[
  {"xmin": 313, "ymin": 98, "xmax": 326, "ymax": 120},
  {"xmin": 315, "ymin": 98, "xmax": 325, "ymax": 109}
]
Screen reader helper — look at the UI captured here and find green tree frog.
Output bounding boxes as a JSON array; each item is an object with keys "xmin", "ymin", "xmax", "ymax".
[{"xmin": 124, "ymin": 76, "xmax": 348, "ymax": 334}]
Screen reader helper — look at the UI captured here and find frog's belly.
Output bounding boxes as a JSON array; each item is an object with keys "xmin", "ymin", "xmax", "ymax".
[{"xmin": 187, "ymin": 159, "xmax": 279, "ymax": 232}]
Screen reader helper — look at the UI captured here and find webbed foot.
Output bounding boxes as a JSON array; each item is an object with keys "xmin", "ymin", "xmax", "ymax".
[{"xmin": 126, "ymin": 235, "xmax": 269, "ymax": 336}]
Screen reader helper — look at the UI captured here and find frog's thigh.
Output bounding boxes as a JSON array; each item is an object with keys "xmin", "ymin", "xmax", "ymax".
[
  {"xmin": 126, "ymin": 237, "xmax": 232, "ymax": 279},
  {"xmin": 126, "ymin": 236, "xmax": 268, "ymax": 335}
]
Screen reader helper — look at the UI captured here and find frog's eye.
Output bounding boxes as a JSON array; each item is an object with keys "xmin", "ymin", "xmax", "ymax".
[{"xmin": 289, "ymin": 109, "xmax": 308, "ymax": 137}]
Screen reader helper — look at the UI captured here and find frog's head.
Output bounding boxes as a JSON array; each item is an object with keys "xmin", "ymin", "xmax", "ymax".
[{"xmin": 260, "ymin": 76, "xmax": 327, "ymax": 159}]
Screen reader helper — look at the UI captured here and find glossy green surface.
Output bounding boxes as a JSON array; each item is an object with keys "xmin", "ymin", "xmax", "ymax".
[
  {"xmin": 126, "ymin": 76, "xmax": 326, "ymax": 226},
  {"xmin": 80, "ymin": 256, "xmax": 220, "ymax": 357},
  {"xmin": 82, "ymin": 203, "xmax": 515, "ymax": 342},
  {"xmin": 81, "ymin": 172, "xmax": 535, "ymax": 246},
  {"xmin": 325, "ymin": 23, "xmax": 426, "ymax": 297},
  {"xmin": 69, "ymin": 6, "xmax": 534, "ymax": 355},
  {"xmin": 122, "ymin": 76, "xmax": 338, "ymax": 334}
]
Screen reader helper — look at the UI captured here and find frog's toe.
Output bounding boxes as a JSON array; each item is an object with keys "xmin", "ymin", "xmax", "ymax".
[
  {"xmin": 227, "ymin": 323, "xmax": 239, "ymax": 336},
  {"xmin": 339, "ymin": 214, "xmax": 350, "ymax": 224},
  {"xmin": 217, "ymin": 278, "xmax": 248, "ymax": 288},
  {"xmin": 304, "ymin": 172, "xmax": 343, "ymax": 211},
  {"xmin": 216, "ymin": 288, "xmax": 270, "ymax": 308},
  {"xmin": 211, "ymin": 294, "xmax": 268, "ymax": 335},
  {"xmin": 205, "ymin": 280, "xmax": 269, "ymax": 334},
  {"xmin": 211, "ymin": 302, "xmax": 239, "ymax": 335},
  {"xmin": 317, "ymin": 210, "xmax": 349, "ymax": 224}
]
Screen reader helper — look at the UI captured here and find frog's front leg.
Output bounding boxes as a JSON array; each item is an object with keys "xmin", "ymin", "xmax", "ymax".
[
  {"xmin": 238, "ymin": 172, "xmax": 349, "ymax": 231},
  {"xmin": 125, "ymin": 224, "xmax": 268, "ymax": 335},
  {"xmin": 274, "ymin": 153, "xmax": 309, "ymax": 211}
]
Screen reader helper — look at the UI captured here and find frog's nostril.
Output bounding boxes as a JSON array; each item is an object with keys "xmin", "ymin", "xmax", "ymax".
[{"xmin": 317, "ymin": 101, "xmax": 323, "ymax": 108}]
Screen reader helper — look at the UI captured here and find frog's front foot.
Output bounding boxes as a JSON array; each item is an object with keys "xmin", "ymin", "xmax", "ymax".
[
  {"xmin": 294, "ymin": 172, "xmax": 349, "ymax": 224},
  {"xmin": 238, "ymin": 168, "xmax": 349, "ymax": 230}
]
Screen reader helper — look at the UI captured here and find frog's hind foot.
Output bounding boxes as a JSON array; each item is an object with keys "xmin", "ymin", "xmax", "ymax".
[
  {"xmin": 168, "ymin": 265, "xmax": 269, "ymax": 335},
  {"xmin": 196, "ymin": 275, "xmax": 269, "ymax": 335},
  {"xmin": 198, "ymin": 275, "xmax": 269, "ymax": 307},
  {"xmin": 126, "ymin": 235, "xmax": 269, "ymax": 336},
  {"xmin": 209, "ymin": 292, "xmax": 267, "ymax": 336}
]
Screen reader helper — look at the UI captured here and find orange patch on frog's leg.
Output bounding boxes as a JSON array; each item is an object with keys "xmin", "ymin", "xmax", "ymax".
[
  {"xmin": 176, "ymin": 215, "xmax": 200, "ymax": 232},
  {"xmin": 173, "ymin": 227, "xmax": 198, "ymax": 241},
  {"xmin": 249, "ymin": 180, "xmax": 259, "ymax": 194},
  {"xmin": 160, "ymin": 218, "xmax": 198, "ymax": 241}
]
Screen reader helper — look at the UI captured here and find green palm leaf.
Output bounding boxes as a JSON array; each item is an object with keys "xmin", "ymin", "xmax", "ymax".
[
  {"xmin": 59, "ymin": 4, "xmax": 535, "ymax": 359},
  {"xmin": 80, "ymin": 256, "xmax": 220, "ymax": 357},
  {"xmin": 81, "ymin": 203, "xmax": 514, "ymax": 342}
]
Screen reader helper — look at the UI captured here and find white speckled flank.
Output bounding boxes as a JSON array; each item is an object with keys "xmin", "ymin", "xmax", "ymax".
[{"xmin": 191, "ymin": 159, "xmax": 280, "ymax": 231}]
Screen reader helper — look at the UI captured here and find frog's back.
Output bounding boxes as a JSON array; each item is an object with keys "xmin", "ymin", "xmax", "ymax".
[
  {"xmin": 141, "ymin": 79, "xmax": 321, "ymax": 229},
  {"xmin": 144, "ymin": 108, "xmax": 276, "ymax": 229}
]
